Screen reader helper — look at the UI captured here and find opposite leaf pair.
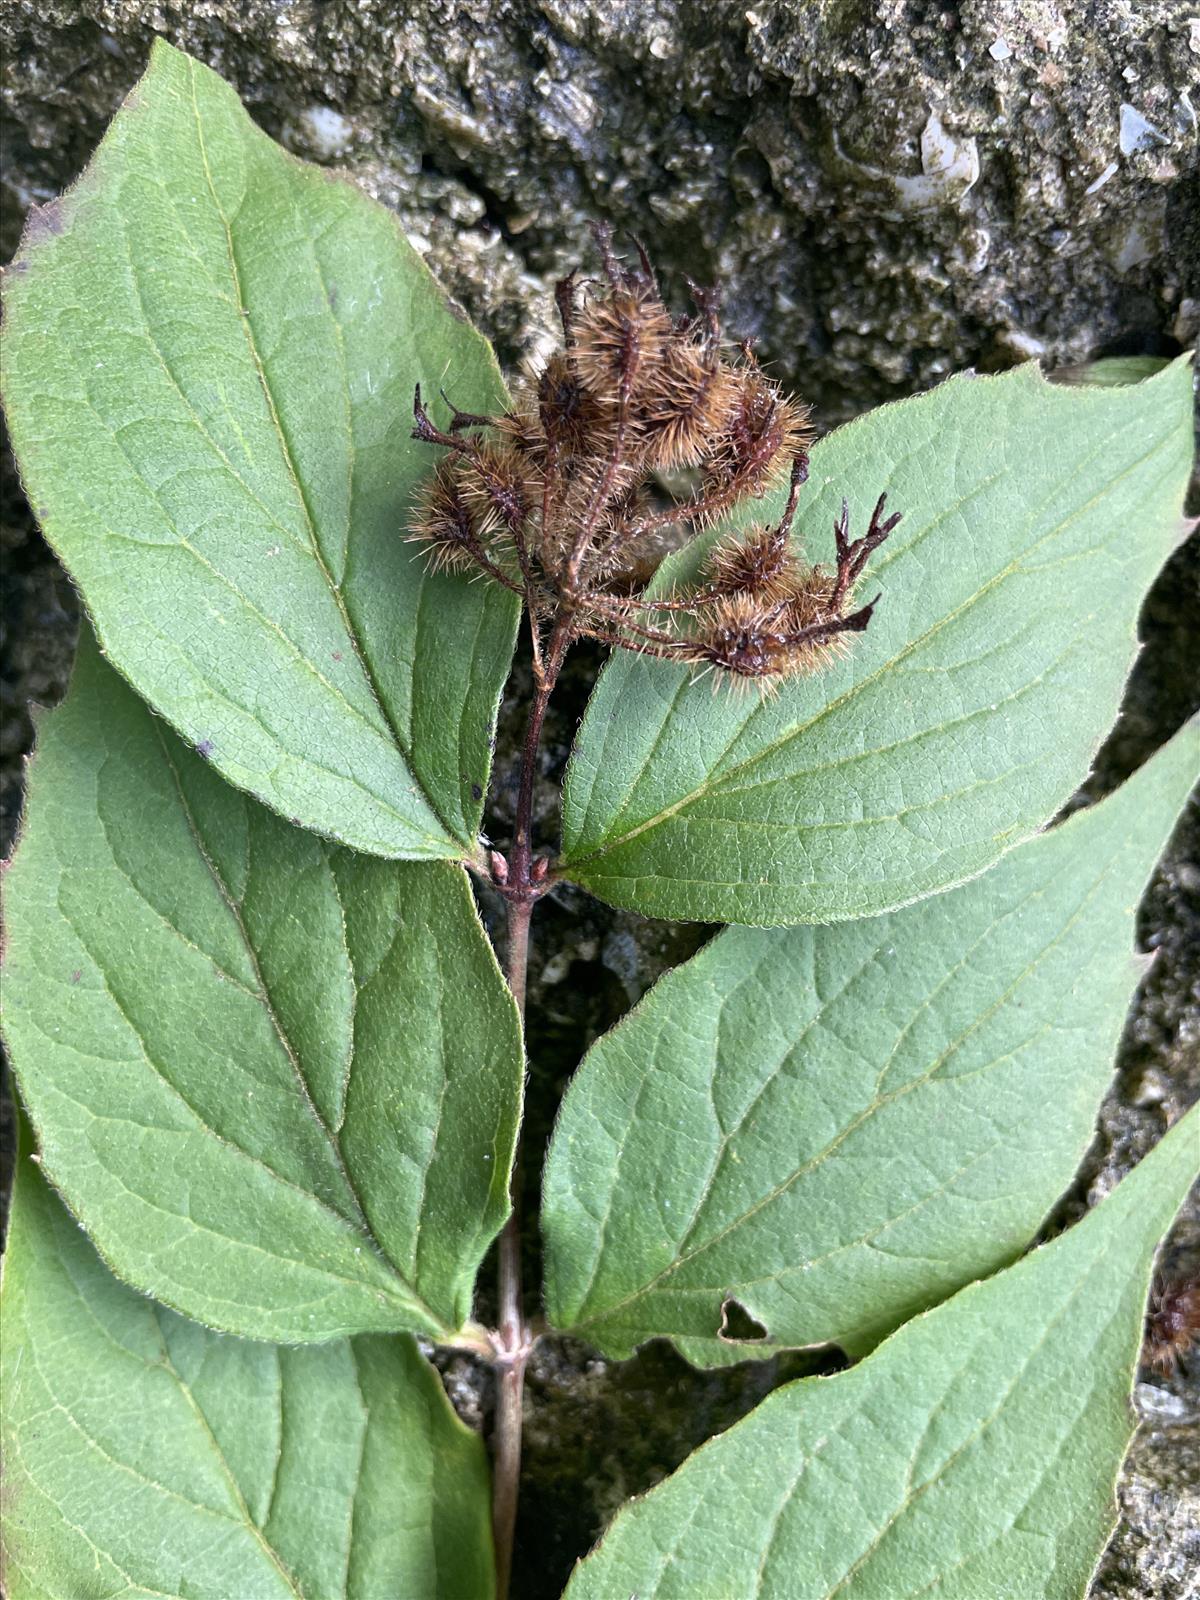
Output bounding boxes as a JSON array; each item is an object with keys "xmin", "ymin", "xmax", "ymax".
[
  {"xmin": 6, "ymin": 1046, "xmax": 1198, "ymax": 1598},
  {"xmin": 9, "ymin": 635, "xmax": 1196, "ymax": 1369},
  {"xmin": 3, "ymin": 43, "xmax": 1191, "ymax": 925}
]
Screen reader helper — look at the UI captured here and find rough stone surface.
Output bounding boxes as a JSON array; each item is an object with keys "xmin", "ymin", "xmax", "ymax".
[
  {"xmin": 2, "ymin": 3, "xmax": 1197, "ymax": 1596},
  {"xmin": 3, "ymin": 0, "xmax": 1197, "ymax": 404}
]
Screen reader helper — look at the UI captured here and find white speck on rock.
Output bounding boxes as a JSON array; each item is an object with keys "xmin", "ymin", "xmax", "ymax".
[
  {"xmin": 988, "ymin": 39, "xmax": 1012, "ymax": 61},
  {"xmin": 892, "ymin": 111, "xmax": 980, "ymax": 211},
  {"xmin": 1002, "ymin": 330, "xmax": 1047, "ymax": 359},
  {"xmin": 1084, "ymin": 160, "xmax": 1119, "ymax": 195},
  {"xmin": 301, "ymin": 105, "xmax": 353, "ymax": 159},
  {"xmin": 1119, "ymin": 103, "xmax": 1169, "ymax": 157},
  {"xmin": 1135, "ymin": 1382, "xmax": 1188, "ymax": 1421}
]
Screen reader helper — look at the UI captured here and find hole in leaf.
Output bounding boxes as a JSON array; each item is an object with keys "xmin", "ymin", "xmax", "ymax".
[{"xmin": 718, "ymin": 1297, "xmax": 769, "ymax": 1342}]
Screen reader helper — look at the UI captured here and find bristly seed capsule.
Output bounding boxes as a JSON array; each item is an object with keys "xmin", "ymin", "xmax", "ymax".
[{"xmin": 408, "ymin": 223, "xmax": 900, "ymax": 687}]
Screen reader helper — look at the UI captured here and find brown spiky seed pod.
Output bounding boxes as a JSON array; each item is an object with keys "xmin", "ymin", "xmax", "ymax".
[
  {"xmin": 571, "ymin": 281, "xmax": 673, "ymax": 406},
  {"xmin": 498, "ymin": 355, "xmax": 618, "ymax": 471},
  {"xmin": 680, "ymin": 560, "xmax": 865, "ymax": 682},
  {"xmin": 634, "ymin": 338, "xmax": 739, "ymax": 470},
  {"xmin": 705, "ymin": 365, "xmax": 814, "ymax": 503},
  {"xmin": 703, "ymin": 523, "xmax": 796, "ymax": 599},
  {"xmin": 407, "ymin": 458, "xmax": 490, "ymax": 575},
  {"xmin": 537, "ymin": 353, "xmax": 616, "ymax": 456},
  {"xmin": 683, "ymin": 592, "xmax": 796, "ymax": 680},
  {"xmin": 455, "ymin": 440, "xmax": 536, "ymax": 538},
  {"xmin": 778, "ymin": 565, "xmax": 838, "ymax": 629}
]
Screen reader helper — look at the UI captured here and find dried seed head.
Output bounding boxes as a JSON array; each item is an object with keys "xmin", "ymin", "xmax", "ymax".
[
  {"xmin": 778, "ymin": 564, "xmax": 837, "ymax": 628},
  {"xmin": 704, "ymin": 523, "xmax": 796, "ymax": 598},
  {"xmin": 705, "ymin": 365, "xmax": 814, "ymax": 504},
  {"xmin": 538, "ymin": 352, "xmax": 616, "ymax": 455},
  {"xmin": 633, "ymin": 338, "xmax": 739, "ymax": 470},
  {"xmin": 408, "ymin": 227, "xmax": 899, "ymax": 689},
  {"xmin": 498, "ymin": 354, "xmax": 618, "ymax": 472},
  {"xmin": 407, "ymin": 458, "xmax": 491, "ymax": 575},
  {"xmin": 687, "ymin": 591, "xmax": 792, "ymax": 679},
  {"xmin": 456, "ymin": 439, "xmax": 536, "ymax": 535},
  {"xmin": 680, "ymin": 559, "xmax": 865, "ymax": 684},
  {"xmin": 571, "ymin": 280, "xmax": 673, "ymax": 406}
]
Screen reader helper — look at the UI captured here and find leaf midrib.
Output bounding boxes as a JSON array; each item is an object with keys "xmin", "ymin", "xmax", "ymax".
[{"xmin": 152, "ymin": 723, "xmax": 454, "ymax": 1340}]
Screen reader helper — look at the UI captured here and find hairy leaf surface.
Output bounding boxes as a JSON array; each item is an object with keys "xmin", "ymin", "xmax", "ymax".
[
  {"xmin": 563, "ymin": 1107, "xmax": 1199, "ymax": 1599},
  {"xmin": 1, "ymin": 39, "xmax": 517, "ymax": 860},
  {"xmin": 0, "ymin": 1121, "xmax": 495, "ymax": 1600},
  {"xmin": 3, "ymin": 633, "xmax": 522, "ymax": 1343},
  {"xmin": 560, "ymin": 360, "xmax": 1192, "ymax": 923},
  {"xmin": 544, "ymin": 725, "xmax": 1197, "ymax": 1361}
]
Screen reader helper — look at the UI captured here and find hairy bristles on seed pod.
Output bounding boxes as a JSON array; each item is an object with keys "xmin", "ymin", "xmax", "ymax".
[
  {"xmin": 699, "ymin": 452, "xmax": 811, "ymax": 602},
  {"xmin": 407, "ymin": 226, "xmax": 899, "ymax": 686},
  {"xmin": 455, "ymin": 440, "xmax": 536, "ymax": 536},
  {"xmin": 407, "ymin": 458, "xmax": 488, "ymax": 575},
  {"xmin": 499, "ymin": 354, "xmax": 616, "ymax": 463},
  {"xmin": 570, "ymin": 225, "xmax": 673, "ymax": 408},
  {"xmin": 634, "ymin": 337, "xmax": 739, "ymax": 469},
  {"xmin": 703, "ymin": 523, "xmax": 796, "ymax": 599},
  {"xmin": 1144, "ymin": 1274, "xmax": 1200, "ymax": 1375},
  {"xmin": 677, "ymin": 575, "xmax": 865, "ymax": 686},
  {"xmin": 572, "ymin": 279, "xmax": 673, "ymax": 406},
  {"xmin": 702, "ymin": 360, "xmax": 814, "ymax": 509},
  {"xmin": 407, "ymin": 455, "xmax": 526, "ymax": 592}
]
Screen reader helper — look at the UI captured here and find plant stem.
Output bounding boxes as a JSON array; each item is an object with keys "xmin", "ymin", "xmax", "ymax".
[{"xmin": 490, "ymin": 613, "xmax": 573, "ymax": 1600}]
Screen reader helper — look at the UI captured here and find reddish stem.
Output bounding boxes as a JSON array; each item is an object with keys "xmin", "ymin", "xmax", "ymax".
[{"xmin": 489, "ymin": 612, "xmax": 573, "ymax": 1600}]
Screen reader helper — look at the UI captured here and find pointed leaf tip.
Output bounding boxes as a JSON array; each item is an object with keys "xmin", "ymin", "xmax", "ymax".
[{"xmin": 1, "ymin": 42, "xmax": 518, "ymax": 860}]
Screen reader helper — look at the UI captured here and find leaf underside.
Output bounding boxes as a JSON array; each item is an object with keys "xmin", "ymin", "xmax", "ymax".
[
  {"xmin": 543, "ymin": 726, "xmax": 1198, "ymax": 1363},
  {"xmin": 0, "ymin": 1119, "xmax": 496, "ymax": 1600},
  {"xmin": 560, "ymin": 358, "xmax": 1193, "ymax": 925},
  {"xmin": 563, "ymin": 1107, "xmax": 1200, "ymax": 1599},
  {"xmin": 1, "ymin": 38, "xmax": 518, "ymax": 861},
  {"xmin": 3, "ymin": 632, "xmax": 523, "ymax": 1344}
]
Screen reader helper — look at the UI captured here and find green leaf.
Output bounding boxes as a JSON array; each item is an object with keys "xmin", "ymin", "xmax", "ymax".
[
  {"xmin": 562, "ymin": 1105, "xmax": 1200, "ymax": 1600},
  {"xmin": 559, "ymin": 359, "xmax": 1193, "ymax": 924},
  {"xmin": 2, "ymin": 631, "xmax": 522, "ymax": 1344},
  {"xmin": 0, "ymin": 1116, "xmax": 495, "ymax": 1600},
  {"xmin": 543, "ymin": 724, "xmax": 1198, "ymax": 1362},
  {"xmin": 1, "ymin": 39, "xmax": 517, "ymax": 862}
]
